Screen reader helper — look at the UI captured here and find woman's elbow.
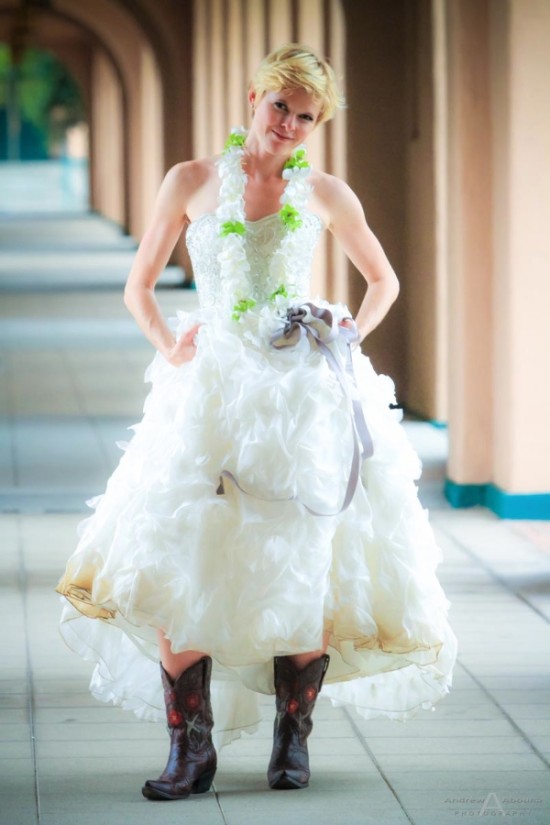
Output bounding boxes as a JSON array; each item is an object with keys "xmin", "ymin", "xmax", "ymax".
[
  {"xmin": 123, "ymin": 280, "xmax": 145, "ymax": 314},
  {"xmin": 387, "ymin": 272, "xmax": 400, "ymax": 305},
  {"xmin": 392, "ymin": 275, "xmax": 400, "ymax": 302},
  {"xmin": 123, "ymin": 283, "xmax": 135, "ymax": 310}
]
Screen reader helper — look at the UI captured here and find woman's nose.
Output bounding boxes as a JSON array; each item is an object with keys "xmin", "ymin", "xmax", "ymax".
[{"xmin": 281, "ymin": 113, "xmax": 296, "ymax": 132}]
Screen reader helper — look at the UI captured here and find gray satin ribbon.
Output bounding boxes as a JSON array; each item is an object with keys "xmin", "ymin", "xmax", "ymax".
[{"xmin": 219, "ymin": 303, "xmax": 374, "ymax": 517}]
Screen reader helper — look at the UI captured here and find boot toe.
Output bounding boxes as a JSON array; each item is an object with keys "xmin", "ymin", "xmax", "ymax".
[
  {"xmin": 142, "ymin": 779, "xmax": 193, "ymax": 801},
  {"xmin": 268, "ymin": 768, "xmax": 310, "ymax": 790},
  {"xmin": 142, "ymin": 766, "xmax": 216, "ymax": 801}
]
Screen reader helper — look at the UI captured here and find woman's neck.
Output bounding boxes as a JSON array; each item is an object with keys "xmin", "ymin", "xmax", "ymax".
[{"xmin": 243, "ymin": 134, "xmax": 290, "ymax": 180}]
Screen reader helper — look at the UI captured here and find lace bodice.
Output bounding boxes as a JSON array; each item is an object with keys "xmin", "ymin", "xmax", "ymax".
[{"xmin": 186, "ymin": 211, "xmax": 324, "ymax": 309}]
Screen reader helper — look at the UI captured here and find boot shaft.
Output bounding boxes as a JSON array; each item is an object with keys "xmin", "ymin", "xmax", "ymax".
[
  {"xmin": 268, "ymin": 653, "xmax": 330, "ymax": 790},
  {"xmin": 161, "ymin": 657, "xmax": 214, "ymax": 740},
  {"xmin": 273, "ymin": 654, "xmax": 329, "ymax": 738}
]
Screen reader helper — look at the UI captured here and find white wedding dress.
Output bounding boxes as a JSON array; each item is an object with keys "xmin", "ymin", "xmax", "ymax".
[{"xmin": 58, "ymin": 207, "xmax": 458, "ymax": 748}]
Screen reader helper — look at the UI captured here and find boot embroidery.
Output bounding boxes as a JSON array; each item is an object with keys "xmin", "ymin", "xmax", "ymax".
[
  {"xmin": 185, "ymin": 713, "xmax": 201, "ymax": 737},
  {"xmin": 184, "ymin": 692, "xmax": 201, "ymax": 711},
  {"xmin": 167, "ymin": 708, "xmax": 183, "ymax": 727}
]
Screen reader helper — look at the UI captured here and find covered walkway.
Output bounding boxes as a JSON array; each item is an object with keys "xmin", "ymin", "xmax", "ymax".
[
  {"xmin": 2, "ymin": 0, "xmax": 550, "ymax": 515},
  {"xmin": 1, "ymin": 215, "xmax": 549, "ymax": 824}
]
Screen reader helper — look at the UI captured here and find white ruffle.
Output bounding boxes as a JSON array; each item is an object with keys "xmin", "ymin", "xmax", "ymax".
[{"xmin": 58, "ymin": 302, "xmax": 457, "ymax": 748}]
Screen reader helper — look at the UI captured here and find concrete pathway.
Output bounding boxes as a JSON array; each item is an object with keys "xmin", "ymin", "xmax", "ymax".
[
  {"xmin": 1, "ymin": 214, "xmax": 549, "ymax": 825},
  {"xmin": 0, "ymin": 161, "xmax": 89, "ymax": 215}
]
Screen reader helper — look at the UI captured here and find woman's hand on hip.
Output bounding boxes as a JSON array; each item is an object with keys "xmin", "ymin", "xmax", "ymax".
[
  {"xmin": 338, "ymin": 317, "xmax": 361, "ymax": 346},
  {"xmin": 165, "ymin": 323, "xmax": 203, "ymax": 366}
]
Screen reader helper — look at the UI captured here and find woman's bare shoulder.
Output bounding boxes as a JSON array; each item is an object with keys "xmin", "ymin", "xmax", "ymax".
[
  {"xmin": 310, "ymin": 170, "xmax": 360, "ymax": 229},
  {"xmin": 164, "ymin": 156, "xmax": 218, "ymax": 193},
  {"xmin": 154, "ymin": 157, "xmax": 219, "ymax": 219},
  {"xmin": 310, "ymin": 169, "xmax": 356, "ymax": 205}
]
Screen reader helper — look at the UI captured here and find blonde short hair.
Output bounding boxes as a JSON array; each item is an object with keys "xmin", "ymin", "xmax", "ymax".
[{"xmin": 251, "ymin": 43, "xmax": 345, "ymax": 123}]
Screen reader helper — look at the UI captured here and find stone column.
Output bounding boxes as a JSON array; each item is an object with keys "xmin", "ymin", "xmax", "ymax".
[
  {"xmin": 89, "ymin": 49, "xmax": 125, "ymax": 228},
  {"xmin": 140, "ymin": 44, "xmax": 164, "ymax": 230},
  {"xmin": 488, "ymin": 0, "xmax": 550, "ymax": 516},
  {"xmin": 444, "ymin": 0, "xmax": 494, "ymax": 498}
]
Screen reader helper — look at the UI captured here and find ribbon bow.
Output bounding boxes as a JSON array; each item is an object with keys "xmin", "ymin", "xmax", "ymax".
[
  {"xmin": 270, "ymin": 302, "xmax": 340, "ymax": 349},
  {"xmin": 220, "ymin": 303, "xmax": 374, "ymax": 517}
]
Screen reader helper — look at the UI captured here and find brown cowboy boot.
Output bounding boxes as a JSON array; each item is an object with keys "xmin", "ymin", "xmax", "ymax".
[
  {"xmin": 142, "ymin": 656, "xmax": 217, "ymax": 801},
  {"xmin": 267, "ymin": 653, "xmax": 330, "ymax": 790}
]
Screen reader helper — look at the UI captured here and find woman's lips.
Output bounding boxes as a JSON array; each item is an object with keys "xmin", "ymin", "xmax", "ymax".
[{"xmin": 272, "ymin": 129, "xmax": 293, "ymax": 141}]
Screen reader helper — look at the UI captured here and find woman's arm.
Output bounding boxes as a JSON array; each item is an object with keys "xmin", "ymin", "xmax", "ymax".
[
  {"xmin": 123, "ymin": 163, "xmax": 202, "ymax": 366},
  {"xmin": 321, "ymin": 176, "xmax": 400, "ymax": 343}
]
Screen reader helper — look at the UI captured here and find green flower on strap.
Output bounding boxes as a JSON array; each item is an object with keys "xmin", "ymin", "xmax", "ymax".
[
  {"xmin": 279, "ymin": 204, "xmax": 302, "ymax": 231},
  {"xmin": 283, "ymin": 148, "xmax": 309, "ymax": 170},
  {"xmin": 224, "ymin": 132, "xmax": 246, "ymax": 151},
  {"xmin": 232, "ymin": 298, "xmax": 257, "ymax": 321},
  {"xmin": 269, "ymin": 284, "xmax": 288, "ymax": 301},
  {"xmin": 220, "ymin": 220, "xmax": 246, "ymax": 237}
]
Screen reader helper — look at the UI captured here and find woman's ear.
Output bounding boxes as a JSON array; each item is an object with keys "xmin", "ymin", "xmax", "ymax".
[{"xmin": 248, "ymin": 87, "xmax": 256, "ymax": 111}]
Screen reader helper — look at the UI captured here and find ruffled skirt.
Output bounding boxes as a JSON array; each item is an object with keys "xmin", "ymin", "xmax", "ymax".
[{"xmin": 57, "ymin": 301, "xmax": 458, "ymax": 748}]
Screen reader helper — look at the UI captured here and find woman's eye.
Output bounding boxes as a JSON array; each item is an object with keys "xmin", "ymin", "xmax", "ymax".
[
  {"xmin": 275, "ymin": 101, "xmax": 287, "ymax": 111},
  {"xmin": 300, "ymin": 114, "xmax": 314, "ymax": 122}
]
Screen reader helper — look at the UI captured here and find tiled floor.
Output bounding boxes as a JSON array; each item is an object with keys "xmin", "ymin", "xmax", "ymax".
[{"xmin": 1, "ymin": 215, "xmax": 549, "ymax": 824}]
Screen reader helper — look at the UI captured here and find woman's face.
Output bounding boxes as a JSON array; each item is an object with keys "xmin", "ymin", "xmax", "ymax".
[{"xmin": 249, "ymin": 88, "xmax": 321, "ymax": 155}]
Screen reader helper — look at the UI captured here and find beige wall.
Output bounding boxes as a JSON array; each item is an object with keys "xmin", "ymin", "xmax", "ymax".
[
  {"xmin": 343, "ymin": 0, "xmax": 408, "ymax": 391},
  {"xmin": 444, "ymin": 0, "xmax": 550, "ymax": 499},
  {"xmin": 432, "ymin": 0, "xmax": 450, "ymax": 423},
  {"xmin": 491, "ymin": 0, "xmax": 550, "ymax": 494},
  {"xmin": 405, "ymin": 0, "xmax": 447, "ymax": 423},
  {"xmin": 343, "ymin": 0, "xmax": 449, "ymax": 414},
  {"xmin": 130, "ymin": 0, "xmax": 193, "ymax": 171},
  {"xmin": 89, "ymin": 49, "xmax": 124, "ymax": 226},
  {"xmin": 140, "ymin": 44, "xmax": 164, "ymax": 227},
  {"xmin": 445, "ymin": 0, "xmax": 494, "ymax": 486}
]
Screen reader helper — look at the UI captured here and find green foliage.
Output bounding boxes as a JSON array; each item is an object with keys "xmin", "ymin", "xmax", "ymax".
[
  {"xmin": 269, "ymin": 284, "xmax": 289, "ymax": 300},
  {"xmin": 283, "ymin": 148, "xmax": 309, "ymax": 170},
  {"xmin": 0, "ymin": 43, "xmax": 85, "ymax": 157},
  {"xmin": 220, "ymin": 220, "xmax": 246, "ymax": 237},
  {"xmin": 224, "ymin": 132, "xmax": 246, "ymax": 151},
  {"xmin": 279, "ymin": 204, "xmax": 302, "ymax": 231},
  {"xmin": 232, "ymin": 298, "xmax": 257, "ymax": 321}
]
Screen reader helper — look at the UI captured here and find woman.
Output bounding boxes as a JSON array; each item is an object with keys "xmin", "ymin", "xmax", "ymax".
[{"xmin": 57, "ymin": 44, "xmax": 457, "ymax": 801}]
